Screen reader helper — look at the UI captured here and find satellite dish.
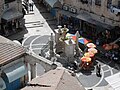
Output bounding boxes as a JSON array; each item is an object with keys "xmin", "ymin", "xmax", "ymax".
[{"xmin": 13, "ymin": 40, "xmax": 21, "ymax": 45}]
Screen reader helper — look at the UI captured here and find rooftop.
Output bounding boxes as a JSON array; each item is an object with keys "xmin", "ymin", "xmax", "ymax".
[
  {"xmin": 21, "ymin": 68, "xmax": 85, "ymax": 90},
  {"xmin": 0, "ymin": 36, "xmax": 25, "ymax": 66}
]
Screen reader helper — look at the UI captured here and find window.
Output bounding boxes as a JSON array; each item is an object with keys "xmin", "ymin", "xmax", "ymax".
[
  {"xmin": 95, "ymin": 0, "xmax": 101, "ymax": 6},
  {"xmin": 3, "ymin": 3, "xmax": 9, "ymax": 10},
  {"xmin": 62, "ymin": 5, "xmax": 69, "ymax": 11},
  {"xmin": 88, "ymin": 0, "xmax": 92, "ymax": 5},
  {"xmin": 107, "ymin": 0, "xmax": 112, "ymax": 8},
  {"xmin": 81, "ymin": 0, "xmax": 88, "ymax": 4},
  {"xmin": 118, "ymin": 1, "xmax": 120, "ymax": 9},
  {"xmin": 5, "ymin": 0, "xmax": 16, "ymax": 4}
]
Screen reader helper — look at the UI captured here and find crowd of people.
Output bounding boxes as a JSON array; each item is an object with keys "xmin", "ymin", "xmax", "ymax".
[{"xmin": 23, "ymin": 0, "xmax": 34, "ymax": 14}]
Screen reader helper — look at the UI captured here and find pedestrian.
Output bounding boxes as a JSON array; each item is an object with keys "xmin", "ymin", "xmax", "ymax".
[
  {"xmin": 29, "ymin": 3, "xmax": 34, "ymax": 11},
  {"xmin": 96, "ymin": 64, "xmax": 101, "ymax": 77},
  {"xmin": 31, "ymin": 3, "xmax": 34, "ymax": 11}
]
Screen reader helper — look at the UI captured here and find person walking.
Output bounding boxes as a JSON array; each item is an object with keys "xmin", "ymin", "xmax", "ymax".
[
  {"xmin": 29, "ymin": 3, "xmax": 34, "ymax": 11},
  {"xmin": 96, "ymin": 64, "xmax": 101, "ymax": 77}
]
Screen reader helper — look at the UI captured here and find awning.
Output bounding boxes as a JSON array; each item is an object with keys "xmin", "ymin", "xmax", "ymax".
[
  {"xmin": 105, "ymin": 72, "xmax": 120, "ymax": 90},
  {"xmin": 45, "ymin": 0, "xmax": 61, "ymax": 8},
  {"xmin": 76, "ymin": 12, "xmax": 112, "ymax": 30},
  {"xmin": 0, "ymin": 77, "xmax": 6, "ymax": 90},
  {"xmin": 76, "ymin": 12, "xmax": 91, "ymax": 22},
  {"xmin": 2, "ymin": 9, "xmax": 23, "ymax": 22},
  {"xmin": 60, "ymin": 10, "xmax": 78, "ymax": 18},
  {"xmin": 4, "ymin": 62, "xmax": 28, "ymax": 83}
]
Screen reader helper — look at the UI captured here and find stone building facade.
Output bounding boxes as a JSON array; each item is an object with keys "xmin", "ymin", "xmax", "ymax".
[{"xmin": 63, "ymin": 0, "xmax": 120, "ymax": 26}]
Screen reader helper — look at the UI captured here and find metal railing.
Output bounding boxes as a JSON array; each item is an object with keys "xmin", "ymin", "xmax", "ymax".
[{"xmin": 41, "ymin": 41, "xmax": 50, "ymax": 57}]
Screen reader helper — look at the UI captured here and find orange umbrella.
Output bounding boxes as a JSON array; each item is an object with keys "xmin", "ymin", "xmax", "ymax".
[
  {"xmin": 81, "ymin": 57, "xmax": 91, "ymax": 62},
  {"xmin": 88, "ymin": 48, "xmax": 98, "ymax": 54},
  {"xmin": 87, "ymin": 43, "xmax": 96, "ymax": 48},
  {"xmin": 84, "ymin": 52, "xmax": 90, "ymax": 57},
  {"xmin": 84, "ymin": 52, "xmax": 95, "ymax": 58}
]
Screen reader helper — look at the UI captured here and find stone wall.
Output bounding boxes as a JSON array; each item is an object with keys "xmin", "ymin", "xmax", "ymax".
[{"xmin": 64, "ymin": 0, "xmax": 120, "ymax": 26}]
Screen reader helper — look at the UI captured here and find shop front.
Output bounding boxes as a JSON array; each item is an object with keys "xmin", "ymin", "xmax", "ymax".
[
  {"xmin": 1, "ymin": 8, "xmax": 24, "ymax": 36},
  {"xmin": 43, "ymin": 0, "xmax": 62, "ymax": 16},
  {"xmin": 58, "ymin": 9, "xmax": 80, "ymax": 34},
  {"xmin": 76, "ymin": 12, "xmax": 114, "ymax": 43}
]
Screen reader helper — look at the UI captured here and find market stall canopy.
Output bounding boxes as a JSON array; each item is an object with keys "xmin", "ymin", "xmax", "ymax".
[
  {"xmin": 66, "ymin": 33, "xmax": 74, "ymax": 38},
  {"xmin": 88, "ymin": 48, "xmax": 98, "ymax": 54},
  {"xmin": 84, "ymin": 52, "xmax": 95, "ymax": 58},
  {"xmin": 87, "ymin": 43, "xmax": 96, "ymax": 48},
  {"xmin": 81, "ymin": 57, "xmax": 91, "ymax": 62},
  {"xmin": 60, "ymin": 9, "xmax": 78, "ymax": 18},
  {"xmin": 2, "ymin": 9, "xmax": 23, "ymax": 22},
  {"xmin": 78, "ymin": 37, "xmax": 89, "ymax": 44},
  {"xmin": 76, "ymin": 12, "xmax": 113, "ymax": 30}
]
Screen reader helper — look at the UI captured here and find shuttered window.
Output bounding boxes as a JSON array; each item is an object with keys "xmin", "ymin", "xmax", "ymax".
[{"xmin": 95, "ymin": 0, "xmax": 101, "ymax": 6}]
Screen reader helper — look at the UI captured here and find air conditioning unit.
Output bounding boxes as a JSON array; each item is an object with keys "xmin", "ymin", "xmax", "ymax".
[
  {"xmin": 62, "ymin": 5, "xmax": 69, "ymax": 11},
  {"xmin": 3, "ymin": 4, "xmax": 9, "ymax": 10},
  {"xmin": 69, "ymin": 7, "xmax": 77, "ymax": 13},
  {"xmin": 110, "ymin": 6, "xmax": 120, "ymax": 15}
]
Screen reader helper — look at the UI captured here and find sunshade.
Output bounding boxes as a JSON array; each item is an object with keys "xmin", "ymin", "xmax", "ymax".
[
  {"xmin": 84, "ymin": 52, "xmax": 95, "ymax": 58},
  {"xmin": 87, "ymin": 43, "xmax": 96, "ymax": 48},
  {"xmin": 81, "ymin": 57, "xmax": 91, "ymax": 62},
  {"xmin": 72, "ymin": 36, "xmax": 77, "ymax": 41},
  {"xmin": 88, "ymin": 48, "xmax": 98, "ymax": 54},
  {"xmin": 78, "ymin": 37, "xmax": 89, "ymax": 44},
  {"xmin": 66, "ymin": 33, "xmax": 74, "ymax": 38}
]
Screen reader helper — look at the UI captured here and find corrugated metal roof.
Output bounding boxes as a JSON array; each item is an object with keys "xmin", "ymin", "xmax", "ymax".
[
  {"xmin": 0, "ymin": 36, "xmax": 25, "ymax": 66},
  {"xmin": 21, "ymin": 68, "xmax": 85, "ymax": 90}
]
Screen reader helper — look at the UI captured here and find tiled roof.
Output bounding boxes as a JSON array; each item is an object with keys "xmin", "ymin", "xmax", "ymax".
[
  {"xmin": 21, "ymin": 68, "xmax": 85, "ymax": 90},
  {"xmin": 0, "ymin": 36, "xmax": 25, "ymax": 66}
]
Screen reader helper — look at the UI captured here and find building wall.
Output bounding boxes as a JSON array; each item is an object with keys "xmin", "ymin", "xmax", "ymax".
[
  {"xmin": 0, "ymin": 0, "xmax": 24, "ymax": 36},
  {"xmin": 0, "ymin": 0, "xmax": 4, "ymax": 24},
  {"xmin": 2, "ymin": 0, "xmax": 23, "ymax": 13},
  {"xmin": 63, "ymin": 0, "xmax": 120, "ymax": 26}
]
